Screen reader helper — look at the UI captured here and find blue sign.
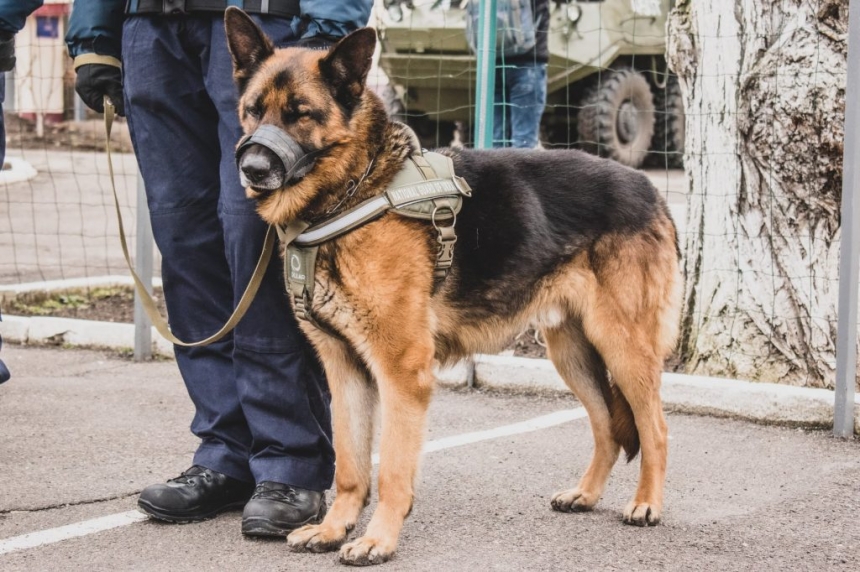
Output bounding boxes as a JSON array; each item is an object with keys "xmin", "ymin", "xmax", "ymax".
[{"xmin": 36, "ymin": 16, "xmax": 59, "ymax": 39}]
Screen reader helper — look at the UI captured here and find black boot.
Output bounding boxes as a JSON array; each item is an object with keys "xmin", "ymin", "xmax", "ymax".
[
  {"xmin": 138, "ymin": 466, "xmax": 254, "ymax": 523},
  {"xmin": 241, "ymin": 482, "xmax": 327, "ymax": 536}
]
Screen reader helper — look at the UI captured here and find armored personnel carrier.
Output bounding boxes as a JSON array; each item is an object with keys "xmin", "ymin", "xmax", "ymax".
[{"xmin": 376, "ymin": 0, "xmax": 683, "ymax": 168}]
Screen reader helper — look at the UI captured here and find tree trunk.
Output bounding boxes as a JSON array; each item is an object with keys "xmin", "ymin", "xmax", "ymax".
[{"xmin": 667, "ymin": 0, "xmax": 850, "ymax": 388}]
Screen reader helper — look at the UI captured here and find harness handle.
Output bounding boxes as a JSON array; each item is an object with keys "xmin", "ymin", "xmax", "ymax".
[{"xmin": 103, "ymin": 97, "xmax": 298, "ymax": 347}]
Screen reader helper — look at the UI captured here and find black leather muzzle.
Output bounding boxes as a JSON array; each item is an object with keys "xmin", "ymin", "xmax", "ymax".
[{"xmin": 235, "ymin": 124, "xmax": 326, "ymax": 191}]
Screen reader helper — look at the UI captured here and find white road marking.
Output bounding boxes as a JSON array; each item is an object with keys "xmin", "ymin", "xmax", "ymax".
[
  {"xmin": 373, "ymin": 407, "xmax": 588, "ymax": 463},
  {"xmin": 0, "ymin": 511, "xmax": 148, "ymax": 556},
  {"xmin": 0, "ymin": 407, "xmax": 587, "ymax": 557}
]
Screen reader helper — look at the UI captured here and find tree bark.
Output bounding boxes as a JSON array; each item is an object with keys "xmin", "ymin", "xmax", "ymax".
[{"xmin": 667, "ymin": 0, "xmax": 850, "ymax": 388}]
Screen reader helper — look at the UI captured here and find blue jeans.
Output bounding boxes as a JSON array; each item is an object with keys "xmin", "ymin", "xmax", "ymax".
[
  {"xmin": 493, "ymin": 63, "xmax": 547, "ymax": 149},
  {"xmin": 122, "ymin": 15, "xmax": 334, "ymax": 490}
]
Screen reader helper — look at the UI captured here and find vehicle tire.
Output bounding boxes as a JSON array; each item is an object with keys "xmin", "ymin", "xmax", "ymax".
[
  {"xmin": 577, "ymin": 69, "xmax": 655, "ymax": 168},
  {"xmin": 650, "ymin": 74, "xmax": 685, "ymax": 168}
]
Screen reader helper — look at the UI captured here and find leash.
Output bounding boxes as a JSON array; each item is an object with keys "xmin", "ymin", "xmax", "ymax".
[{"xmin": 102, "ymin": 98, "xmax": 300, "ymax": 347}]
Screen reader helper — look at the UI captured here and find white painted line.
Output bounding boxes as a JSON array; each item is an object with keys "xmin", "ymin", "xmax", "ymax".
[
  {"xmin": 0, "ymin": 511, "xmax": 147, "ymax": 556},
  {"xmin": 0, "ymin": 408, "xmax": 588, "ymax": 557},
  {"xmin": 373, "ymin": 407, "xmax": 587, "ymax": 463}
]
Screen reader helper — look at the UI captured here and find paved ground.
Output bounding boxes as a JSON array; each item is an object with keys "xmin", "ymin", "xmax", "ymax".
[
  {"xmin": 0, "ymin": 147, "xmax": 686, "ymax": 285},
  {"xmin": 1, "ymin": 345, "xmax": 858, "ymax": 571}
]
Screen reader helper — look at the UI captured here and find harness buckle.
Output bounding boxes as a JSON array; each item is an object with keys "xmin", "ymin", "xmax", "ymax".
[
  {"xmin": 293, "ymin": 289, "xmax": 310, "ymax": 321},
  {"xmin": 431, "ymin": 204, "xmax": 458, "ymax": 277},
  {"xmin": 437, "ymin": 234, "xmax": 457, "ymax": 264}
]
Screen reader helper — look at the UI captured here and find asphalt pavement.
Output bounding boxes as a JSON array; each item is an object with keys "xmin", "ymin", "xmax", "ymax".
[{"xmin": 1, "ymin": 344, "xmax": 858, "ymax": 571}]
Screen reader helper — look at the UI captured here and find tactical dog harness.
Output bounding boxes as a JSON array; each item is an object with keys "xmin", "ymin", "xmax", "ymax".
[{"xmin": 277, "ymin": 138, "xmax": 472, "ymax": 322}]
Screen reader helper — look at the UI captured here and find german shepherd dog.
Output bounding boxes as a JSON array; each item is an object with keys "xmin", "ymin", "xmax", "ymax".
[{"xmin": 225, "ymin": 8, "xmax": 681, "ymax": 566}]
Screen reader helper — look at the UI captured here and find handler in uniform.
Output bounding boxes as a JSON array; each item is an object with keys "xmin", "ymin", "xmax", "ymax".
[
  {"xmin": 65, "ymin": 0, "xmax": 372, "ymax": 535},
  {"xmin": 0, "ymin": 0, "xmax": 44, "ymax": 384}
]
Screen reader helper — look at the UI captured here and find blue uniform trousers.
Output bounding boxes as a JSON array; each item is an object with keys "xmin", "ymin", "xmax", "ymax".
[{"xmin": 121, "ymin": 14, "xmax": 334, "ymax": 490}]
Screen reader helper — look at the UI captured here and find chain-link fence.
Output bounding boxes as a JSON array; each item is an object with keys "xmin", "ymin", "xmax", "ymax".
[{"xmin": 1, "ymin": 1, "xmax": 857, "ymax": 431}]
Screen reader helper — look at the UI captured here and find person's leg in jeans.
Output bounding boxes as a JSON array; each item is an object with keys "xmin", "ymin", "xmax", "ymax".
[
  {"xmin": 122, "ymin": 15, "xmax": 333, "ymax": 528},
  {"xmin": 507, "ymin": 63, "xmax": 547, "ymax": 149}
]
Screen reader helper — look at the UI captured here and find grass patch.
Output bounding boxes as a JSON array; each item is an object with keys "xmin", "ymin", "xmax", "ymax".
[{"xmin": 9, "ymin": 286, "xmax": 133, "ymax": 316}]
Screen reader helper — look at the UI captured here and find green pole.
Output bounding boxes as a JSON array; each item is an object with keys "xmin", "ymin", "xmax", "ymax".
[{"xmin": 473, "ymin": 0, "xmax": 497, "ymax": 148}]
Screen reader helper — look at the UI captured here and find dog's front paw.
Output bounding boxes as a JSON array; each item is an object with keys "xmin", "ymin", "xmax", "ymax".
[
  {"xmin": 622, "ymin": 500, "xmax": 661, "ymax": 526},
  {"xmin": 287, "ymin": 523, "xmax": 349, "ymax": 553},
  {"xmin": 338, "ymin": 535, "xmax": 396, "ymax": 566},
  {"xmin": 550, "ymin": 487, "xmax": 599, "ymax": 513}
]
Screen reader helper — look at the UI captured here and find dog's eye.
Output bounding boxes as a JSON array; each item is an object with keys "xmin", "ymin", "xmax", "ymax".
[
  {"xmin": 245, "ymin": 104, "xmax": 262, "ymax": 119},
  {"xmin": 295, "ymin": 108, "xmax": 313, "ymax": 121},
  {"xmin": 282, "ymin": 108, "xmax": 314, "ymax": 124}
]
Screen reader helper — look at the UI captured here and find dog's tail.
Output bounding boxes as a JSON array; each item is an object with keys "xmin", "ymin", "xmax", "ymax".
[{"xmin": 608, "ymin": 384, "xmax": 640, "ymax": 462}]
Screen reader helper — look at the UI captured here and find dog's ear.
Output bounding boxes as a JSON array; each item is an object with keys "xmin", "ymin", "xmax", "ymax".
[
  {"xmin": 319, "ymin": 28, "xmax": 377, "ymax": 109},
  {"xmin": 224, "ymin": 7, "xmax": 274, "ymax": 92}
]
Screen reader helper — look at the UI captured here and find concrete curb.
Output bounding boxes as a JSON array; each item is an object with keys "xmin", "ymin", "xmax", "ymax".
[
  {"xmin": 463, "ymin": 354, "xmax": 860, "ymax": 434},
  {"xmin": 0, "ymin": 315, "xmax": 173, "ymax": 357},
  {"xmin": 2, "ymin": 314, "xmax": 857, "ymax": 435}
]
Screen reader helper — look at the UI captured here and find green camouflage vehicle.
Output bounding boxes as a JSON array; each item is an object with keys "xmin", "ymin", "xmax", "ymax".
[{"xmin": 376, "ymin": 0, "xmax": 683, "ymax": 168}]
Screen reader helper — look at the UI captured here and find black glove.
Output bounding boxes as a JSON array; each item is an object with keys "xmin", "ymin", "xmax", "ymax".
[
  {"xmin": 75, "ymin": 63, "xmax": 125, "ymax": 116},
  {"xmin": 0, "ymin": 30, "xmax": 15, "ymax": 73}
]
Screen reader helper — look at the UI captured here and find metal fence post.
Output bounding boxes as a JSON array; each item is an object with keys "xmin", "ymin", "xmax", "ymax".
[
  {"xmin": 4, "ymin": 70, "xmax": 14, "ymax": 112},
  {"xmin": 834, "ymin": 0, "xmax": 860, "ymax": 438},
  {"xmin": 74, "ymin": 93, "xmax": 87, "ymax": 122},
  {"xmin": 133, "ymin": 172, "xmax": 153, "ymax": 361},
  {"xmin": 473, "ymin": 0, "xmax": 497, "ymax": 148}
]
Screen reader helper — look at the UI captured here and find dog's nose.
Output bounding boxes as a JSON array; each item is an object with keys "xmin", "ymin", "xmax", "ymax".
[
  {"xmin": 240, "ymin": 150, "xmax": 275, "ymax": 185},
  {"xmin": 238, "ymin": 145, "xmax": 287, "ymax": 191}
]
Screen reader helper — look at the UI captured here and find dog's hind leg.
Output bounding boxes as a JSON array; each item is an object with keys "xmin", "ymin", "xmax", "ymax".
[
  {"xmin": 544, "ymin": 320, "xmax": 620, "ymax": 513},
  {"xmin": 338, "ymin": 332, "xmax": 435, "ymax": 566},
  {"xmin": 575, "ymin": 217, "xmax": 680, "ymax": 526},
  {"xmin": 287, "ymin": 336, "xmax": 377, "ymax": 553},
  {"xmin": 594, "ymin": 340, "xmax": 667, "ymax": 527}
]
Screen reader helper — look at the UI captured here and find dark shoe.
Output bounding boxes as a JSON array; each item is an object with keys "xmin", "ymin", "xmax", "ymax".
[
  {"xmin": 241, "ymin": 482, "xmax": 327, "ymax": 537},
  {"xmin": 137, "ymin": 465, "xmax": 255, "ymax": 523}
]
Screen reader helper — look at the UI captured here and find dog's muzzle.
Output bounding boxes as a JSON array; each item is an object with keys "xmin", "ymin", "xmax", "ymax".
[{"xmin": 235, "ymin": 125, "xmax": 325, "ymax": 192}]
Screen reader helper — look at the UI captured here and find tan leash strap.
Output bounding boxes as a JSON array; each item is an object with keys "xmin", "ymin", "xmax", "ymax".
[{"xmin": 104, "ymin": 98, "xmax": 280, "ymax": 347}]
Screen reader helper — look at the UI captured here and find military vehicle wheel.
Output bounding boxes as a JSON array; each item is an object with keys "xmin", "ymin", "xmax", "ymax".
[
  {"xmin": 577, "ymin": 69, "xmax": 655, "ymax": 168},
  {"xmin": 650, "ymin": 75, "xmax": 685, "ymax": 168}
]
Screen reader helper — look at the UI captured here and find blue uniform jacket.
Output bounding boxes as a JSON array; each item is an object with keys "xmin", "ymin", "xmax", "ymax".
[
  {"xmin": 0, "ymin": 0, "xmax": 44, "ymax": 34},
  {"xmin": 65, "ymin": 0, "xmax": 373, "ymax": 59}
]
